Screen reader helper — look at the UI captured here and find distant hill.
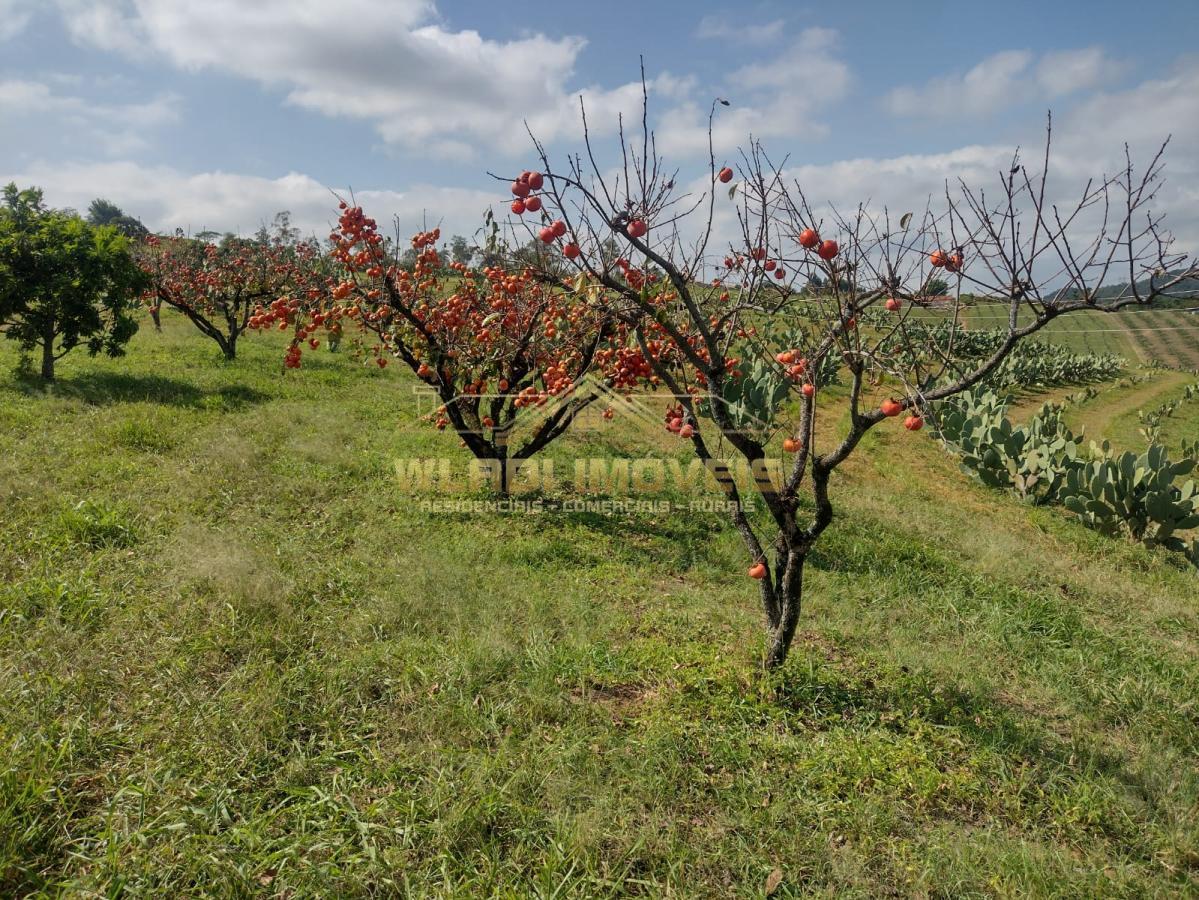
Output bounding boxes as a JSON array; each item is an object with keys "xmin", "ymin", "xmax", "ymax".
[{"xmin": 1054, "ymin": 271, "xmax": 1199, "ymax": 309}]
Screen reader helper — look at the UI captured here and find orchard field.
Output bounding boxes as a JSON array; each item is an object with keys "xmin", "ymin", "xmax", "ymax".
[
  {"xmin": 3, "ymin": 311, "xmax": 1198, "ymax": 896},
  {"xmin": 910, "ymin": 300, "xmax": 1199, "ymax": 366}
]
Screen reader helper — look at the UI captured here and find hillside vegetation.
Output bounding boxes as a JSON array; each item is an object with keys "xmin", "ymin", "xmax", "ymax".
[{"xmin": 2, "ymin": 314, "xmax": 1197, "ymax": 896}]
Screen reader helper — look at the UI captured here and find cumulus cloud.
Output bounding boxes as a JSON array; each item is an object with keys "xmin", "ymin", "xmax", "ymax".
[
  {"xmin": 695, "ymin": 15, "xmax": 785, "ymax": 45},
  {"xmin": 657, "ymin": 28, "xmax": 851, "ymax": 157},
  {"xmin": 1036, "ymin": 47, "xmax": 1114, "ymax": 97},
  {"xmin": 676, "ymin": 54, "xmax": 1199, "ymax": 268},
  {"xmin": 0, "ymin": 0, "xmax": 35, "ymax": 41},
  {"xmin": 45, "ymin": 0, "xmax": 647, "ymax": 158},
  {"xmin": 0, "ymin": 160, "xmax": 501, "ymax": 242},
  {"xmin": 0, "ymin": 78, "xmax": 179, "ymax": 155},
  {"xmin": 886, "ymin": 47, "xmax": 1117, "ymax": 119},
  {"xmin": 886, "ymin": 50, "xmax": 1034, "ymax": 118}
]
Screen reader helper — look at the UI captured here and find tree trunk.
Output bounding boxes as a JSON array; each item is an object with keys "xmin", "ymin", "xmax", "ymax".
[
  {"xmin": 223, "ymin": 332, "xmax": 237, "ymax": 360},
  {"xmin": 765, "ymin": 551, "xmax": 805, "ymax": 669},
  {"xmin": 150, "ymin": 306, "xmax": 162, "ymax": 331},
  {"xmin": 40, "ymin": 326, "xmax": 55, "ymax": 381},
  {"xmin": 497, "ymin": 448, "xmax": 512, "ymax": 497}
]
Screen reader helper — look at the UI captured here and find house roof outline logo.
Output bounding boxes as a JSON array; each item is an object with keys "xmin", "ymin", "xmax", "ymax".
[{"xmin": 410, "ymin": 373, "xmax": 777, "ymax": 437}]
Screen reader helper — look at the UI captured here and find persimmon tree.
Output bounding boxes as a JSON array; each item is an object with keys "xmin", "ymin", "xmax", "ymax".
[
  {"xmin": 138, "ymin": 232, "xmax": 323, "ymax": 360},
  {"xmin": 285, "ymin": 203, "xmax": 653, "ymax": 492},
  {"xmin": 512, "ymin": 98, "xmax": 1198, "ymax": 668}
]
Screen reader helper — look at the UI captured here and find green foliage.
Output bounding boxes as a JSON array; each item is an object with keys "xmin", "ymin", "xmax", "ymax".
[
  {"xmin": 925, "ymin": 277, "xmax": 949, "ymax": 296},
  {"xmin": 0, "ymin": 183, "xmax": 145, "ymax": 379},
  {"xmin": 707, "ymin": 352, "xmax": 790, "ymax": 432},
  {"xmin": 55, "ymin": 500, "xmax": 140, "ymax": 549},
  {"xmin": 935, "ymin": 386, "xmax": 1199, "ymax": 566},
  {"xmin": 935, "ymin": 388, "xmax": 1083, "ymax": 504},
  {"xmin": 906, "ymin": 322, "xmax": 1123, "ymax": 389},
  {"xmin": 1061, "ymin": 443, "xmax": 1199, "ymax": 564},
  {"xmin": 449, "ymin": 234, "xmax": 475, "ymax": 267},
  {"xmin": 1138, "ymin": 382, "xmax": 1198, "ymax": 445},
  {"xmin": 85, "ymin": 198, "xmax": 149, "ymax": 240}
]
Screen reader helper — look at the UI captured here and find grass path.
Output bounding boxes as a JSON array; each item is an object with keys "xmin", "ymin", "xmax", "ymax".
[{"xmin": 1064, "ymin": 369, "xmax": 1191, "ymax": 450}]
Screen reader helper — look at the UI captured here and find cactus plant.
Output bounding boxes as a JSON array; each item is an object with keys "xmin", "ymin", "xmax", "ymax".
[
  {"xmin": 933, "ymin": 387, "xmax": 1083, "ymax": 504},
  {"xmin": 1060, "ymin": 442, "xmax": 1199, "ymax": 559}
]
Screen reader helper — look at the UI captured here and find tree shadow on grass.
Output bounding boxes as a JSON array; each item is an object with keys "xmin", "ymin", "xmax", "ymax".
[
  {"xmin": 767, "ymin": 643, "xmax": 1172, "ymax": 840},
  {"xmin": 3, "ymin": 371, "xmax": 270, "ymax": 410}
]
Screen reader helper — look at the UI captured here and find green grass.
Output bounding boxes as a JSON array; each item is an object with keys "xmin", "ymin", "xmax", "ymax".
[
  {"xmin": 908, "ymin": 300, "xmax": 1199, "ymax": 368},
  {"xmin": 2, "ymin": 312, "xmax": 1198, "ymax": 896}
]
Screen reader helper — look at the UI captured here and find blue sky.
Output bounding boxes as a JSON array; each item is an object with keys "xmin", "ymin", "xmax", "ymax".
[{"xmin": 2, "ymin": 0, "xmax": 1196, "ymax": 249}]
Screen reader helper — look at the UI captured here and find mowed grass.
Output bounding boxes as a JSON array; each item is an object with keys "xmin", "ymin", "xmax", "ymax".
[
  {"xmin": 2, "ymin": 313, "xmax": 1199, "ymax": 897},
  {"xmin": 1057, "ymin": 370, "xmax": 1199, "ymax": 456}
]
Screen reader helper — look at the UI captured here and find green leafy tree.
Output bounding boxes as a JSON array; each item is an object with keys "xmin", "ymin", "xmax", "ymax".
[
  {"xmin": 925, "ymin": 277, "xmax": 950, "ymax": 297},
  {"xmin": 86, "ymin": 198, "xmax": 149, "ymax": 240},
  {"xmin": 0, "ymin": 184, "xmax": 146, "ymax": 380},
  {"xmin": 449, "ymin": 234, "xmax": 475, "ymax": 267}
]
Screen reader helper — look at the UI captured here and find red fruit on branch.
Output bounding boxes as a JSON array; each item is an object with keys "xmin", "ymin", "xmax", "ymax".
[
  {"xmin": 797, "ymin": 228, "xmax": 820, "ymax": 249},
  {"xmin": 904, "ymin": 415, "xmax": 924, "ymax": 431},
  {"xmin": 929, "ymin": 249, "xmax": 948, "ymax": 268},
  {"xmin": 626, "ymin": 219, "xmax": 648, "ymax": 239},
  {"xmin": 774, "ymin": 267, "xmax": 786, "ymax": 280},
  {"xmin": 885, "ymin": 297, "xmax": 902, "ymax": 312},
  {"xmin": 563, "ymin": 242, "xmax": 581, "ymax": 259},
  {"xmin": 751, "ymin": 246, "xmax": 767, "ymax": 261},
  {"xmin": 511, "ymin": 180, "xmax": 530, "ymax": 198},
  {"xmin": 717, "ymin": 166, "xmax": 734, "ymax": 183},
  {"xmin": 782, "ymin": 438, "xmax": 801, "ymax": 453},
  {"xmin": 527, "ymin": 172, "xmax": 544, "ymax": 190},
  {"xmin": 551, "ymin": 220, "xmax": 568, "ymax": 238},
  {"xmin": 511, "ymin": 199, "xmax": 526, "ymax": 215},
  {"xmin": 880, "ymin": 398, "xmax": 903, "ymax": 417},
  {"xmin": 817, "ymin": 239, "xmax": 839, "ymax": 260},
  {"xmin": 748, "ymin": 562, "xmax": 767, "ymax": 580},
  {"xmin": 524, "ymin": 196, "xmax": 542, "ymax": 213},
  {"xmin": 539, "ymin": 226, "xmax": 555, "ymax": 244},
  {"xmin": 801, "ymin": 383, "xmax": 815, "ymax": 398}
]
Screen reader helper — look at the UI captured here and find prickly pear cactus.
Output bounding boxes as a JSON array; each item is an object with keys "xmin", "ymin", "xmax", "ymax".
[
  {"xmin": 708, "ymin": 354, "xmax": 791, "ymax": 433},
  {"xmin": 1061, "ymin": 443, "xmax": 1199, "ymax": 560},
  {"xmin": 933, "ymin": 388, "xmax": 1082, "ymax": 504}
]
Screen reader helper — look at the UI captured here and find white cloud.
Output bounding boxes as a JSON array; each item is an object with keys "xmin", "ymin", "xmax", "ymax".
[
  {"xmin": 886, "ymin": 50, "xmax": 1034, "ymax": 118},
  {"xmin": 695, "ymin": 15, "xmax": 785, "ymax": 45},
  {"xmin": 1035, "ymin": 47, "xmax": 1112, "ymax": 97},
  {"xmin": 0, "ymin": 159, "xmax": 501, "ymax": 243},
  {"xmin": 45, "ymin": 0, "xmax": 646, "ymax": 159},
  {"xmin": 885, "ymin": 47, "xmax": 1122, "ymax": 119},
  {"xmin": 677, "ymin": 55, "xmax": 1199, "ymax": 269},
  {"xmin": 657, "ymin": 28, "xmax": 851, "ymax": 158},
  {"xmin": 0, "ymin": 78, "xmax": 179, "ymax": 155},
  {"xmin": 0, "ymin": 0, "xmax": 34, "ymax": 41}
]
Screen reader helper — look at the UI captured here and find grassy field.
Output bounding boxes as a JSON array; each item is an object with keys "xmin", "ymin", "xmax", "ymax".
[
  {"xmin": 3, "ymin": 314, "xmax": 1199, "ymax": 897},
  {"xmin": 905, "ymin": 301, "xmax": 1199, "ymax": 369}
]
